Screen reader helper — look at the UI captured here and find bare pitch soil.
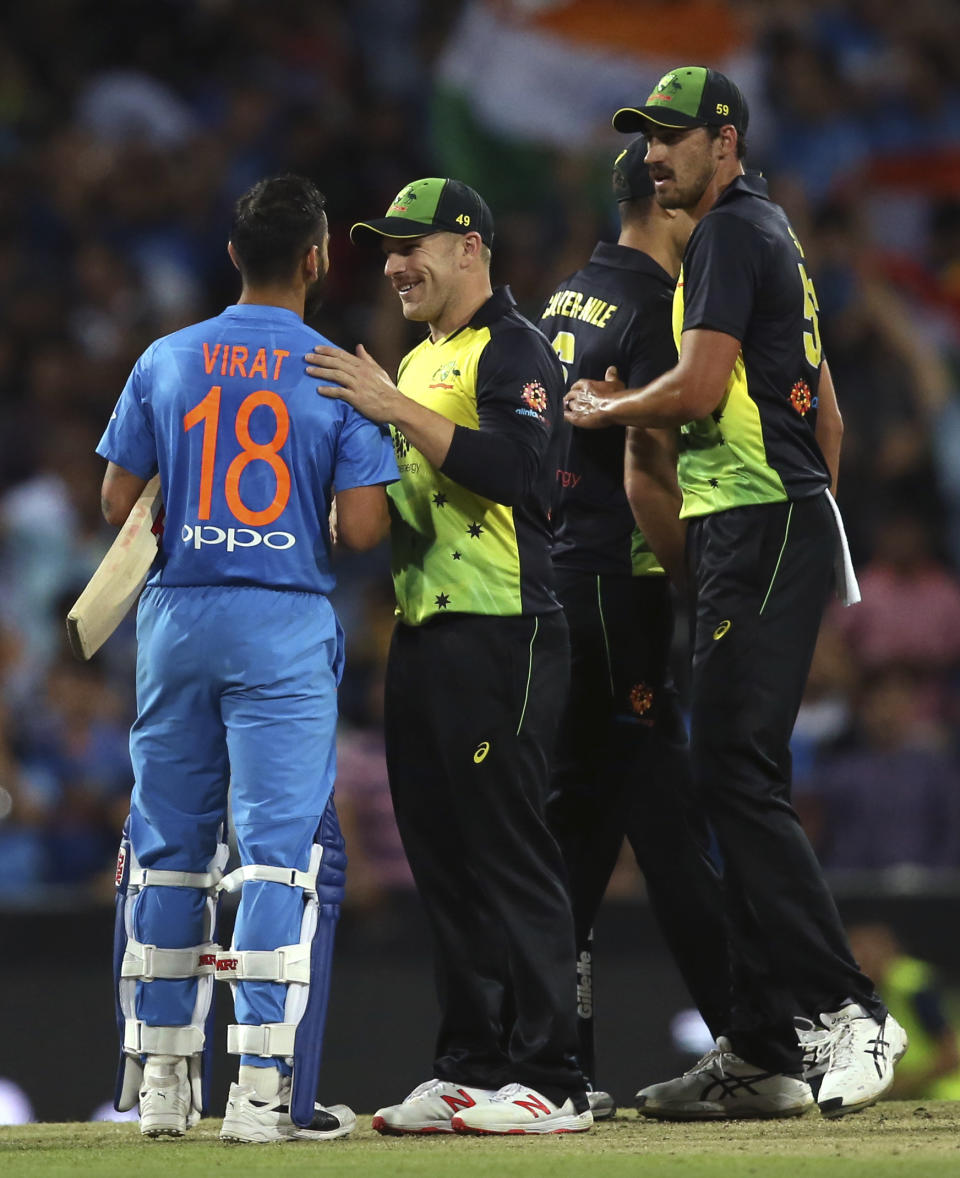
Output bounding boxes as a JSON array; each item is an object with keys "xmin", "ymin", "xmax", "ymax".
[{"xmin": 2, "ymin": 1102, "xmax": 960, "ymax": 1177}]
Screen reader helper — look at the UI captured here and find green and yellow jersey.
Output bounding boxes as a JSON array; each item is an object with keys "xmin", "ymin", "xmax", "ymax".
[
  {"xmin": 673, "ymin": 174, "xmax": 831, "ymax": 520},
  {"xmin": 883, "ymin": 956, "xmax": 960, "ymax": 1100},
  {"xmin": 388, "ymin": 287, "xmax": 565, "ymax": 625}
]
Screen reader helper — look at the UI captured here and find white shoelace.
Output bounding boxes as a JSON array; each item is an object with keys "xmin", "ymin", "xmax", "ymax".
[
  {"xmin": 491, "ymin": 1083, "xmax": 524, "ymax": 1103},
  {"xmin": 404, "ymin": 1078, "xmax": 446, "ymax": 1101},
  {"xmin": 823, "ymin": 1022, "xmax": 856, "ymax": 1071},
  {"xmin": 685, "ymin": 1046, "xmax": 727, "ymax": 1075}
]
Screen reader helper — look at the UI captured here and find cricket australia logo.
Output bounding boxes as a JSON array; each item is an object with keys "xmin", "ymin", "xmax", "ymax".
[
  {"xmin": 389, "ymin": 187, "xmax": 418, "ymax": 214},
  {"xmin": 429, "ymin": 361, "xmax": 460, "ymax": 389},
  {"xmin": 653, "ymin": 71, "xmax": 683, "ymax": 100}
]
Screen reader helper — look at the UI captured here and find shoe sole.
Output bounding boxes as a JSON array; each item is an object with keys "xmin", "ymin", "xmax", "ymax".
[
  {"xmin": 451, "ymin": 1116, "xmax": 592, "ymax": 1135},
  {"xmin": 636, "ymin": 1100, "xmax": 813, "ymax": 1122},
  {"xmin": 141, "ymin": 1126, "xmax": 186, "ymax": 1138},
  {"xmin": 220, "ymin": 1125, "xmax": 354, "ymax": 1143},
  {"xmin": 371, "ymin": 1115, "xmax": 453, "ymax": 1135}
]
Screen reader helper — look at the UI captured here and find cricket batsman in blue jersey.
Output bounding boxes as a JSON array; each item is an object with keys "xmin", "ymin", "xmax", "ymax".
[{"xmin": 96, "ymin": 174, "xmax": 398, "ymax": 1143}]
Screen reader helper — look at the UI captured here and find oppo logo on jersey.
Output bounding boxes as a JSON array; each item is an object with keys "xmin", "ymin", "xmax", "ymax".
[{"xmin": 180, "ymin": 524, "xmax": 296, "ymax": 551}]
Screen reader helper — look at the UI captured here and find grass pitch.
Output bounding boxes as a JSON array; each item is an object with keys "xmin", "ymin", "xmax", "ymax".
[{"xmin": 3, "ymin": 1102, "xmax": 960, "ymax": 1178}]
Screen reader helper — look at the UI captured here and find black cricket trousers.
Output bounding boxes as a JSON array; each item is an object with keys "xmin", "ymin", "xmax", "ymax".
[
  {"xmin": 687, "ymin": 493, "xmax": 883, "ymax": 1074},
  {"xmin": 547, "ymin": 569, "xmax": 730, "ymax": 1084},
  {"xmin": 384, "ymin": 609, "xmax": 585, "ymax": 1103}
]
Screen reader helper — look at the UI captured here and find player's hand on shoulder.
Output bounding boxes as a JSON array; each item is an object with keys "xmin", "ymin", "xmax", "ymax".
[
  {"xmin": 305, "ymin": 343, "xmax": 401, "ymax": 424},
  {"xmin": 564, "ymin": 365, "xmax": 624, "ymax": 429}
]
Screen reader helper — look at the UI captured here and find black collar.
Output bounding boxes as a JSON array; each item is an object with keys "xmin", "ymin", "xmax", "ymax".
[
  {"xmin": 715, "ymin": 171, "xmax": 770, "ymax": 208},
  {"xmin": 589, "ymin": 241, "xmax": 674, "ymax": 284},
  {"xmin": 468, "ymin": 285, "xmax": 518, "ymax": 329}
]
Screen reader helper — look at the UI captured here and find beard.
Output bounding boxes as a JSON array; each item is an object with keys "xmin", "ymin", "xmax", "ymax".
[{"xmin": 655, "ymin": 156, "xmax": 716, "ymax": 211}]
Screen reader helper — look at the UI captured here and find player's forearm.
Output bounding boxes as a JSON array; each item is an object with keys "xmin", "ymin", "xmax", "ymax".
[
  {"xmin": 815, "ymin": 360, "xmax": 843, "ymax": 495},
  {"xmin": 101, "ymin": 462, "xmax": 149, "ymax": 527},
  {"xmin": 334, "ymin": 485, "xmax": 392, "ymax": 551},
  {"xmin": 388, "ymin": 396, "xmax": 456, "ymax": 468},
  {"xmin": 625, "ymin": 428, "xmax": 687, "ymax": 587},
  {"xmin": 597, "ymin": 369, "xmax": 703, "ymax": 429}
]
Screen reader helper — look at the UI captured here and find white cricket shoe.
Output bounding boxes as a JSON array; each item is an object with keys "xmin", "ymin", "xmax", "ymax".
[
  {"xmin": 635, "ymin": 1038, "xmax": 814, "ymax": 1120},
  {"xmin": 220, "ymin": 1076, "xmax": 355, "ymax": 1143},
  {"xmin": 815, "ymin": 1005, "xmax": 908, "ymax": 1118},
  {"xmin": 587, "ymin": 1088, "xmax": 617, "ymax": 1120},
  {"xmin": 795, "ymin": 1016, "xmax": 833, "ymax": 1088},
  {"xmin": 371, "ymin": 1078, "xmax": 500, "ymax": 1135},
  {"xmin": 451, "ymin": 1082, "xmax": 593, "ymax": 1134},
  {"xmin": 139, "ymin": 1055, "xmax": 195, "ymax": 1138}
]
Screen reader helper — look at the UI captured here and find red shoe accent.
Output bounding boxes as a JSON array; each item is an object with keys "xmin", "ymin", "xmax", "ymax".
[{"xmin": 441, "ymin": 1089, "xmax": 477, "ymax": 1113}]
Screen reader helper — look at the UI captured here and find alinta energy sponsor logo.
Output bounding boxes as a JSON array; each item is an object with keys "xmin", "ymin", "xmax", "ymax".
[
  {"xmin": 517, "ymin": 380, "xmax": 548, "ymax": 421},
  {"xmin": 789, "ymin": 379, "xmax": 816, "ymax": 416},
  {"xmin": 629, "ymin": 682, "xmax": 654, "ymax": 717}
]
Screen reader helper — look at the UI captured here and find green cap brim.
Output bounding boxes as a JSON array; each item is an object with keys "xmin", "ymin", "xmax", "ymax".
[
  {"xmin": 349, "ymin": 218, "xmax": 443, "ymax": 246},
  {"xmin": 612, "ymin": 106, "xmax": 702, "ymax": 133}
]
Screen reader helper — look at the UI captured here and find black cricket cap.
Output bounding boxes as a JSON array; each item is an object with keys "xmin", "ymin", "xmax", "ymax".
[
  {"xmin": 612, "ymin": 137, "xmax": 655, "ymax": 202},
  {"xmin": 351, "ymin": 177, "xmax": 494, "ymax": 247},
  {"xmin": 613, "ymin": 66, "xmax": 749, "ymax": 136}
]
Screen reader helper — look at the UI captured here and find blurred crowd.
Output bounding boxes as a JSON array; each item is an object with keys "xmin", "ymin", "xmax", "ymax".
[{"xmin": 1, "ymin": 0, "xmax": 960, "ymax": 908}]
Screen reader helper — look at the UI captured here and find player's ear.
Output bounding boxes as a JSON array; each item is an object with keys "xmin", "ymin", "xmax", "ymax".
[
  {"xmin": 460, "ymin": 231, "xmax": 483, "ymax": 266},
  {"xmin": 227, "ymin": 240, "xmax": 241, "ymax": 273},
  {"xmin": 304, "ymin": 243, "xmax": 321, "ymax": 283}
]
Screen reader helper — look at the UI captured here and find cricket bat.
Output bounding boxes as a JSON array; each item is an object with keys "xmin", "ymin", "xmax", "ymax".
[{"xmin": 66, "ymin": 475, "xmax": 163, "ymax": 660}]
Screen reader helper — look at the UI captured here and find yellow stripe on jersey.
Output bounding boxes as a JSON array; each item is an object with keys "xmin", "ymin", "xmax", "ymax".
[
  {"xmin": 388, "ymin": 325, "xmax": 524, "ymax": 624},
  {"xmin": 672, "ymin": 268, "xmax": 788, "ymax": 520}
]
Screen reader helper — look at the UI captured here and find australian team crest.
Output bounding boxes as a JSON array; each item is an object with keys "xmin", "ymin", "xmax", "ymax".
[{"xmin": 429, "ymin": 362, "xmax": 460, "ymax": 390}]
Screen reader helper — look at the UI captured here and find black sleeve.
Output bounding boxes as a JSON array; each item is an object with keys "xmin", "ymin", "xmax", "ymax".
[
  {"xmin": 624, "ymin": 288, "xmax": 678, "ymax": 389},
  {"xmin": 682, "ymin": 212, "xmax": 765, "ymax": 342},
  {"xmin": 439, "ymin": 326, "xmax": 562, "ymax": 506}
]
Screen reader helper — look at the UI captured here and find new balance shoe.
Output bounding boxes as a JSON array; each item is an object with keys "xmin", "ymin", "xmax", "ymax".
[
  {"xmin": 635, "ymin": 1038, "xmax": 814, "ymax": 1121},
  {"xmin": 451, "ymin": 1083, "xmax": 593, "ymax": 1134},
  {"xmin": 371, "ymin": 1078, "xmax": 499, "ymax": 1134},
  {"xmin": 587, "ymin": 1088, "xmax": 617, "ymax": 1120},
  {"xmin": 139, "ymin": 1055, "xmax": 195, "ymax": 1138},
  {"xmin": 815, "ymin": 1005, "xmax": 908, "ymax": 1118},
  {"xmin": 220, "ymin": 1074, "xmax": 355, "ymax": 1143}
]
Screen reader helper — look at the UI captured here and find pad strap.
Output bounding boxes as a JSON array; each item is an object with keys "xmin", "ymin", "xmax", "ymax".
[
  {"xmin": 219, "ymin": 862, "xmax": 319, "ymax": 896},
  {"xmin": 131, "ymin": 867, "xmax": 223, "ymax": 891},
  {"xmin": 214, "ymin": 945, "xmax": 310, "ymax": 984},
  {"xmin": 227, "ymin": 1022, "xmax": 297, "ymax": 1058},
  {"xmin": 121, "ymin": 939, "xmax": 219, "ymax": 981},
  {"xmin": 123, "ymin": 1019, "xmax": 204, "ymax": 1056}
]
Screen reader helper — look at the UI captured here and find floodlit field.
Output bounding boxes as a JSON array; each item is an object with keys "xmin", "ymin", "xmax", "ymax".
[{"xmin": 3, "ymin": 1103, "xmax": 960, "ymax": 1178}]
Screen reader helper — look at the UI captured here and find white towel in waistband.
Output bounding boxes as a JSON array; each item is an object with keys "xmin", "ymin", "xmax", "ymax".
[{"xmin": 824, "ymin": 489, "xmax": 860, "ymax": 607}]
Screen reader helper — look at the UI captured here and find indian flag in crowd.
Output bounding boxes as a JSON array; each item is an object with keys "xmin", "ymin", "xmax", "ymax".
[{"xmin": 431, "ymin": 0, "xmax": 761, "ymax": 213}]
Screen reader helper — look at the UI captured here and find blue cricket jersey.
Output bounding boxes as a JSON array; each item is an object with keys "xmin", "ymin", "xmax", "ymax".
[{"xmin": 97, "ymin": 304, "xmax": 398, "ymax": 594}]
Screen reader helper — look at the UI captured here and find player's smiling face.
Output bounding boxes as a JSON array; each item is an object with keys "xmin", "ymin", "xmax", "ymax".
[
  {"xmin": 382, "ymin": 233, "xmax": 461, "ymax": 326},
  {"xmin": 644, "ymin": 126, "xmax": 720, "ymax": 211}
]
